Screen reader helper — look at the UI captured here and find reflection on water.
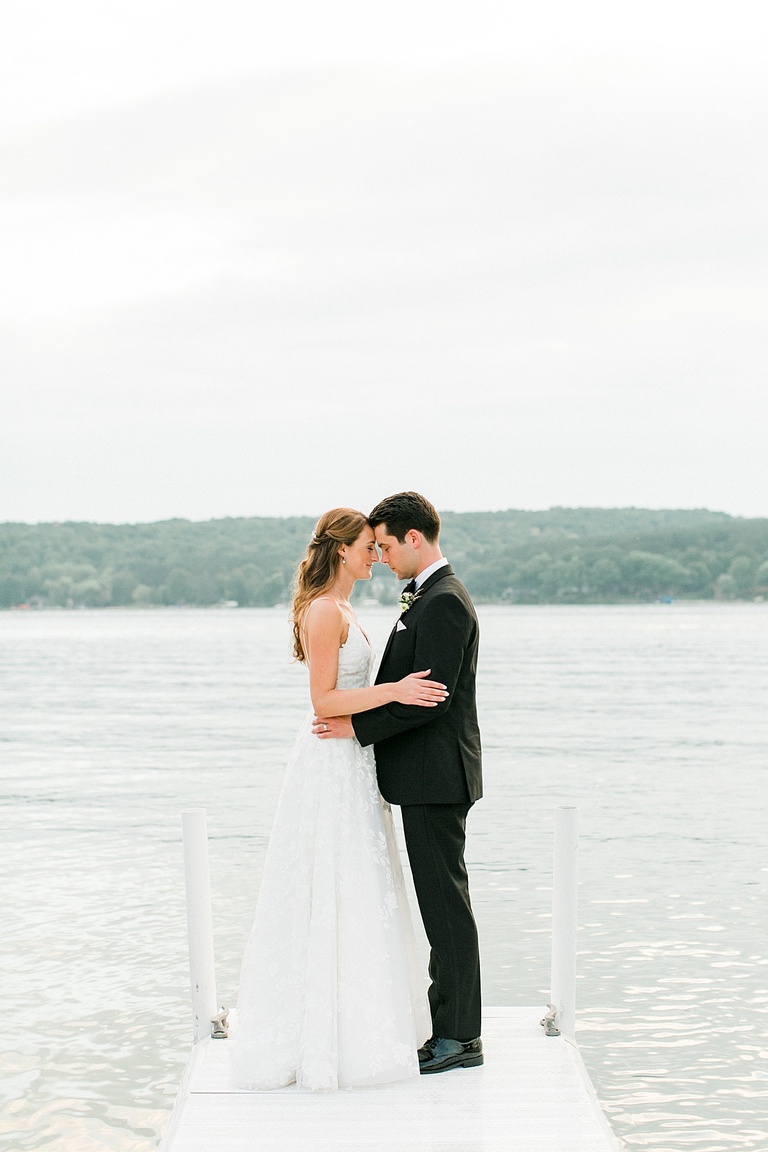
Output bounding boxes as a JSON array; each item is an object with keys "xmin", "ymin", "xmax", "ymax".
[{"xmin": 1, "ymin": 604, "xmax": 766, "ymax": 1150}]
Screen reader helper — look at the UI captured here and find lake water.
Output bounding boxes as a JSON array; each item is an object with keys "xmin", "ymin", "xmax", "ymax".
[{"xmin": 1, "ymin": 604, "xmax": 766, "ymax": 1151}]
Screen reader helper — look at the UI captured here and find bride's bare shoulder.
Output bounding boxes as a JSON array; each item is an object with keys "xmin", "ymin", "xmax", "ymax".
[
  {"xmin": 302, "ymin": 597, "xmax": 349, "ymax": 657},
  {"xmin": 303, "ymin": 596, "xmax": 344, "ymax": 629}
]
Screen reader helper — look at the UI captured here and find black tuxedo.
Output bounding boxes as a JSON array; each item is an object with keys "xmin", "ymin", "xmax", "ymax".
[
  {"xmin": 352, "ymin": 564, "xmax": 483, "ymax": 1041},
  {"xmin": 353, "ymin": 564, "xmax": 482, "ymax": 804}
]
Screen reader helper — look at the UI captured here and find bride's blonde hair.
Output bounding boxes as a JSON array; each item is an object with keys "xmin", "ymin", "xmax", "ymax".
[{"xmin": 291, "ymin": 507, "xmax": 370, "ymax": 662}]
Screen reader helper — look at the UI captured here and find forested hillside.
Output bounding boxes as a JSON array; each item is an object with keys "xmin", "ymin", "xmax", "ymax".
[{"xmin": 1, "ymin": 508, "xmax": 767, "ymax": 608}]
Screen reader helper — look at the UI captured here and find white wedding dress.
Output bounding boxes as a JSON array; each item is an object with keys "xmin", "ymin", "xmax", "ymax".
[{"xmin": 229, "ymin": 619, "xmax": 430, "ymax": 1091}]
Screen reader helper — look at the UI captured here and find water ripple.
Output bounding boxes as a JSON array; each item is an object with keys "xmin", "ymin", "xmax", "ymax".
[{"xmin": 1, "ymin": 604, "xmax": 767, "ymax": 1150}]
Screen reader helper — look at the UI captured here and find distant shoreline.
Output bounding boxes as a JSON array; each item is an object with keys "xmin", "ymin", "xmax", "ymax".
[
  {"xmin": 2, "ymin": 508, "xmax": 767, "ymax": 609},
  {"xmin": 4, "ymin": 598, "xmax": 766, "ymax": 613}
]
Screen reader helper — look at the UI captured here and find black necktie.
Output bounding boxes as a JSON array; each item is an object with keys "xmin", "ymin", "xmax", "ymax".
[{"xmin": 403, "ymin": 579, "xmax": 417, "ymax": 595}]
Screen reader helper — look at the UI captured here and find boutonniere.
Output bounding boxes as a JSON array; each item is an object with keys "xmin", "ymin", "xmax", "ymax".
[{"xmin": 399, "ymin": 590, "xmax": 421, "ymax": 614}]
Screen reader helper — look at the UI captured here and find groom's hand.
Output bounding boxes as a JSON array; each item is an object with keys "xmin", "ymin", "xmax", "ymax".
[{"xmin": 312, "ymin": 715, "xmax": 354, "ymax": 739}]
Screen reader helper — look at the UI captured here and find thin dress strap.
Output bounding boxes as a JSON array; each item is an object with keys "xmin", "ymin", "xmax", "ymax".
[{"xmin": 301, "ymin": 597, "xmax": 350, "ymax": 664}]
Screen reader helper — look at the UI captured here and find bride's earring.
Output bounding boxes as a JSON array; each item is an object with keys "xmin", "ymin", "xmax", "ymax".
[{"xmin": 341, "ymin": 555, "xmax": 346, "ymax": 564}]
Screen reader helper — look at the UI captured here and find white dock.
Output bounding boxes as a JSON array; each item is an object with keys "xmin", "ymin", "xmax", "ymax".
[
  {"xmin": 162, "ymin": 807, "xmax": 622, "ymax": 1151},
  {"xmin": 160, "ymin": 1006, "xmax": 620, "ymax": 1152}
]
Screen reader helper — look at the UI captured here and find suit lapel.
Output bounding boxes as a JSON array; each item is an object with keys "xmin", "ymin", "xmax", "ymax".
[
  {"xmin": 379, "ymin": 615, "xmax": 402, "ymax": 669},
  {"xmin": 415, "ymin": 563, "xmax": 454, "ymax": 597},
  {"xmin": 377, "ymin": 565, "xmax": 455, "ymax": 674}
]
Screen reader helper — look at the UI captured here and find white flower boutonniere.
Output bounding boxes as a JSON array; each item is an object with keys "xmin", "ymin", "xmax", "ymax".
[{"xmin": 398, "ymin": 590, "xmax": 420, "ymax": 614}]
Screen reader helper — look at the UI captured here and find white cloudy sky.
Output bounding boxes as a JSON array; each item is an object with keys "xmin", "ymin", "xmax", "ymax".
[{"xmin": 1, "ymin": 0, "xmax": 766, "ymax": 523}]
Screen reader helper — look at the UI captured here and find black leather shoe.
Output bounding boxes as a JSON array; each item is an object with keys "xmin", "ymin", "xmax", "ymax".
[{"xmin": 418, "ymin": 1036, "xmax": 483, "ymax": 1074}]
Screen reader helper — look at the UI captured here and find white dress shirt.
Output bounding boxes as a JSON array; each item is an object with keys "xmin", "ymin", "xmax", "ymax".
[{"xmin": 414, "ymin": 557, "xmax": 449, "ymax": 591}]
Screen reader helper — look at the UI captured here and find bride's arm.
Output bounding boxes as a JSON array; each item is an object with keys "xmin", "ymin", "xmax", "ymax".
[{"xmin": 305, "ymin": 599, "xmax": 448, "ymax": 718}]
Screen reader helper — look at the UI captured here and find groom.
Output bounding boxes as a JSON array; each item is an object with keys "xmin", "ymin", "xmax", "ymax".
[{"xmin": 313, "ymin": 491, "xmax": 483, "ymax": 1074}]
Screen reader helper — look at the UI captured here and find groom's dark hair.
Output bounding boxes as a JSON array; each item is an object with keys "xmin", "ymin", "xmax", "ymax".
[{"xmin": 369, "ymin": 491, "xmax": 441, "ymax": 543}]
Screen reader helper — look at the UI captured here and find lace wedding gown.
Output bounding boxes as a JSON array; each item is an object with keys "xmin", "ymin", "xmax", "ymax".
[{"xmin": 229, "ymin": 620, "xmax": 431, "ymax": 1091}]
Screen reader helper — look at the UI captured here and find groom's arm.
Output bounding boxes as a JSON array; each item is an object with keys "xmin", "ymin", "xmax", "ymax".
[{"xmin": 351, "ymin": 594, "xmax": 473, "ymax": 747}]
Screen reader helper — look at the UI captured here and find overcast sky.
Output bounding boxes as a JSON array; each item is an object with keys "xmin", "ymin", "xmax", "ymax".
[{"xmin": 1, "ymin": 1, "xmax": 766, "ymax": 523}]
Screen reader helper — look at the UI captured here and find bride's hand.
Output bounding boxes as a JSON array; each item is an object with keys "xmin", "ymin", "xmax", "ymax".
[{"xmin": 393, "ymin": 669, "xmax": 449, "ymax": 707}]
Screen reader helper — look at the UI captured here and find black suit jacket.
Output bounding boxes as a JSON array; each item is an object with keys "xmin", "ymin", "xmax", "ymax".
[{"xmin": 352, "ymin": 565, "xmax": 482, "ymax": 805}]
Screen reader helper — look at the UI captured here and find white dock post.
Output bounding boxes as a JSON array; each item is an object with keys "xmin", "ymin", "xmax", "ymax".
[
  {"xmin": 181, "ymin": 808, "xmax": 217, "ymax": 1043},
  {"xmin": 550, "ymin": 805, "xmax": 579, "ymax": 1039}
]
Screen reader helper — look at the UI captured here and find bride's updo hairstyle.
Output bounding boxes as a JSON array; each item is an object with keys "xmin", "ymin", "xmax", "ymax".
[{"xmin": 291, "ymin": 507, "xmax": 370, "ymax": 662}]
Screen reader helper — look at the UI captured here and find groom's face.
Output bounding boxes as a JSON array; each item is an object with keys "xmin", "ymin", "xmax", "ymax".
[{"xmin": 374, "ymin": 525, "xmax": 419, "ymax": 580}]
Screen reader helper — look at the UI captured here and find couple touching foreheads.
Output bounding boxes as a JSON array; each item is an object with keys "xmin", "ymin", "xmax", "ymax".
[{"xmin": 230, "ymin": 491, "xmax": 483, "ymax": 1091}]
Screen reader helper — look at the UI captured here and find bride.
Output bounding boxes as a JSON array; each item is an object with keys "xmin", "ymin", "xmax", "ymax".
[{"xmin": 229, "ymin": 508, "xmax": 440, "ymax": 1091}]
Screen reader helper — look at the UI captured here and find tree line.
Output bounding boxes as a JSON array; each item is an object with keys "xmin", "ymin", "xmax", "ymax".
[{"xmin": 1, "ymin": 507, "xmax": 767, "ymax": 609}]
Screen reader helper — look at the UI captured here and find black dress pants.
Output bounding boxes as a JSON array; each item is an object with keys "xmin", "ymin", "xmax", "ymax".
[{"xmin": 400, "ymin": 802, "xmax": 482, "ymax": 1042}]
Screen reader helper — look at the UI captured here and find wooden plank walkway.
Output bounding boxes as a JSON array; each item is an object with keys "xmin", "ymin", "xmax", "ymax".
[{"xmin": 160, "ymin": 1006, "xmax": 622, "ymax": 1151}]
